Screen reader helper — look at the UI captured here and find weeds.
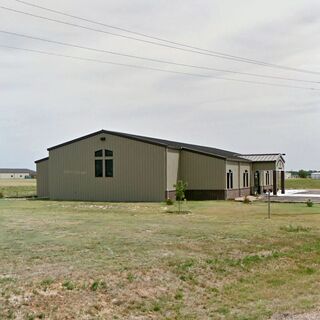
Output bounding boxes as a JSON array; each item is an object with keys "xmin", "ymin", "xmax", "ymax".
[
  {"xmin": 296, "ymin": 267, "xmax": 316, "ymax": 275},
  {"xmin": 126, "ymin": 273, "xmax": 135, "ymax": 283},
  {"xmin": 174, "ymin": 289, "xmax": 184, "ymax": 300},
  {"xmin": 62, "ymin": 280, "xmax": 75, "ymax": 290},
  {"xmin": 152, "ymin": 302, "xmax": 161, "ymax": 312},
  {"xmin": 26, "ymin": 313, "xmax": 35, "ymax": 320},
  {"xmin": 280, "ymin": 225, "xmax": 311, "ymax": 233},
  {"xmin": 90, "ymin": 279, "xmax": 106, "ymax": 291},
  {"xmin": 40, "ymin": 278, "xmax": 54, "ymax": 289}
]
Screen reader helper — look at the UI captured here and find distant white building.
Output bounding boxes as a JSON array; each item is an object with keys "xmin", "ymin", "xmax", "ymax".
[
  {"xmin": 0, "ymin": 168, "xmax": 36, "ymax": 179},
  {"xmin": 285, "ymin": 172, "xmax": 292, "ymax": 179},
  {"xmin": 311, "ymin": 172, "xmax": 320, "ymax": 180}
]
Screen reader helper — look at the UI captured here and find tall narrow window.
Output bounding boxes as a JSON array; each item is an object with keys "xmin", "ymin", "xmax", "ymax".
[
  {"xmin": 95, "ymin": 160, "xmax": 103, "ymax": 177},
  {"xmin": 227, "ymin": 170, "xmax": 233, "ymax": 189},
  {"xmin": 105, "ymin": 159, "xmax": 113, "ymax": 177},
  {"xmin": 266, "ymin": 171, "xmax": 270, "ymax": 185},
  {"xmin": 243, "ymin": 170, "xmax": 249, "ymax": 187}
]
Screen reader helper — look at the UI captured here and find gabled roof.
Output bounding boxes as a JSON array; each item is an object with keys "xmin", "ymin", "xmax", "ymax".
[
  {"xmin": 0, "ymin": 168, "xmax": 36, "ymax": 174},
  {"xmin": 239, "ymin": 153, "xmax": 286, "ymax": 163},
  {"xmin": 46, "ymin": 129, "xmax": 249, "ymax": 161}
]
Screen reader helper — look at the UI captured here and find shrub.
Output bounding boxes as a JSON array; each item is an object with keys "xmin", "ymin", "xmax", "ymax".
[
  {"xmin": 307, "ymin": 199, "xmax": 313, "ymax": 207},
  {"xmin": 166, "ymin": 198, "xmax": 174, "ymax": 205},
  {"xmin": 0, "ymin": 192, "xmax": 3, "ymax": 199}
]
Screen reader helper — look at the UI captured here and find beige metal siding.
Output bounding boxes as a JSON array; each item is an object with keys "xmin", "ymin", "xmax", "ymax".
[
  {"xmin": 48, "ymin": 133, "xmax": 166, "ymax": 201},
  {"xmin": 239, "ymin": 162, "xmax": 251, "ymax": 188},
  {"xmin": 252, "ymin": 162, "xmax": 277, "ymax": 172},
  {"xmin": 276, "ymin": 159, "xmax": 285, "ymax": 170},
  {"xmin": 252, "ymin": 162, "xmax": 277, "ymax": 187},
  {"xmin": 166, "ymin": 149, "xmax": 180, "ymax": 191},
  {"xmin": 36, "ymin": 160, "xmax": 49, "ymax": 198},
  {"xmin": 180, "ymin": 150, "xmax": 226, "ymax": 190}
]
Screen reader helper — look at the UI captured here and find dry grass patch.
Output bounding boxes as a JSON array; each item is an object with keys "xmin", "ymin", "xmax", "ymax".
[
  {"xmin": 0, "ymin": 199, "xmax": 320, "ymax": 319},
  {"xmin": 0, "ymin": 179, "xmax": 36, "ymax": 198}
]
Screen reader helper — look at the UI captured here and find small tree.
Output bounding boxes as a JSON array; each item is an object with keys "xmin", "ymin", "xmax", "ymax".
[
  {"xmin": 298, "ymin": 170, "xmax": 308, "ymax": 179},
  {"xmin": 174, "ymin": 180, "xmax": 188, "ymax": 213}
]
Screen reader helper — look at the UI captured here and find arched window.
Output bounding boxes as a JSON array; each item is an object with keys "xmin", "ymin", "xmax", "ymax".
[
  {"xmin": 243, "ymin": 170, "xmax": 249, "ymax": 187},
  {"xmin": 227, "ymin": 170, "xmax": 233, "ymax": 189},
  {"xmin": 94, "ymin": 149, "xmax": 114, "ymax": 178}
]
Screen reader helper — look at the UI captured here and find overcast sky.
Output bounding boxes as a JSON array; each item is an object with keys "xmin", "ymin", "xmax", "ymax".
[{"xmin": 1, "ymin": 0, "xmax": 320, "ymax": 170}]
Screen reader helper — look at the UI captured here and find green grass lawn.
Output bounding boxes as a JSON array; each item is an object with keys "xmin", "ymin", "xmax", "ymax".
[
  {"xmin": 286, "ymin": 178, "xmax": 320, "ymax": 190},
  {"xmin": 0, "ymin": 179, "xmax": 36, "ymax": 198},
  {"xmin": 0, "ymin": 199, "xmax": 320, "ymax": 319}
]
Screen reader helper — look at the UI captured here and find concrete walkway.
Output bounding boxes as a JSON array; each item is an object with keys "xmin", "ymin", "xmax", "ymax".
[{"xmin": 267, "ymin": 189, "xmax": 320, "ymax": 203}]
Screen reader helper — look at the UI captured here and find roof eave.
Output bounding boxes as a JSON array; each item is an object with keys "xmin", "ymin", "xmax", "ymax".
[
  {"xmin": 35, "ymin": 157, "xmax": 49, "ymax": 164},
  {"xmin": 181, "ymin": 147, "xmax": 226, "ymax": 160},
  {"xmin": 227, "ymin": 157, "xmax": 252, "ymax": 162},
  {"xmin": 47, "ymin": 129, "xmax": 169, "ymax": 151}
]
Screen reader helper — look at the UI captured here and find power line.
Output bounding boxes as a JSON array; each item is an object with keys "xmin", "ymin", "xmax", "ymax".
[
  {"xmin": 8, "ymin": 0, "xmax": 320, "ymax": 76},
  {"xmin": 1, "ymin": 29, "xmax": 319, "ymax": 86},
  {"xmin": 1, "ymin": 5, "xmax": 319, "ymax": 85},
  {"xmin": 1, "ymin": 44, "xmax": 319, "ymax": 91}
]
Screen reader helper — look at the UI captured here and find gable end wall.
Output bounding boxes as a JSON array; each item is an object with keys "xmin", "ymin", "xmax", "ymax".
[{"xmin": 48, "ymin": 133, "xmax": 166, "ymax": 201}]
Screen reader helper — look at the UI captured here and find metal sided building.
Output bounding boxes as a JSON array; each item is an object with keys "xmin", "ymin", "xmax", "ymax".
[
  {"xmin": 35, "ymin": 130, "xmax": 285, "ymax": 201},
  {"xmin": 0, "ymin": 168, "xmax": 36, "ymax": 179}
]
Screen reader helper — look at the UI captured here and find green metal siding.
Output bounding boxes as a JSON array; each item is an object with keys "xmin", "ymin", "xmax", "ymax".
[
  {"xmin": 180, "ymin": 150, "xmax": 226, "ymax": 190},
  {"xmin": 36, "ymin": 160, "xmax": 49, "ymax": 198},
  {"xmin": 48, "ymin": 133, "xmax": 166, "ymax": 201}
]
